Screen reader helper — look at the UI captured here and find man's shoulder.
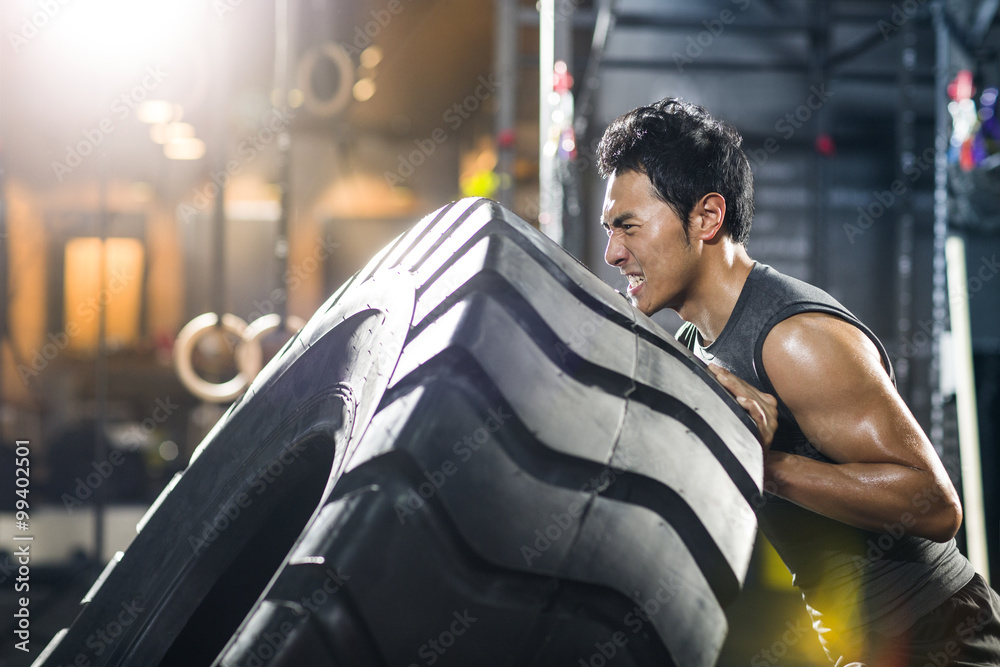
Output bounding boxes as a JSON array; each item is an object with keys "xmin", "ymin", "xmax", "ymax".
[{"xmin": 750, "ymin": 264, "xmax": 841, "ymax": 308}]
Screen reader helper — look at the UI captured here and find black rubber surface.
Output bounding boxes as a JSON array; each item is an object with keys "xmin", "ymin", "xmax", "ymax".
[{"xmin": 33, "ymin": 198, "xmax": 762, "ymax": 667}]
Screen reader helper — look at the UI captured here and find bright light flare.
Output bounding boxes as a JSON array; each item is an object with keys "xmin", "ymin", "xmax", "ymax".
[
  {"xmin": 360, "ymin": 46, "xmax": 383, "ymax": 69},
  {"xmin": 164, "ymin": 137, "xmax": 205, "ymax": 160},
  {"xmin": 47, "ymin": 0, "xmax": 204, "ymax": 72},
  {"xmin": 150, "ymin": 121, "xmax": 194, "ymax": 145},
  {"xmin": 137, "ymin": 100, "xmax": 177, "ymax": 124},
  {"xmin": 353, "ymin": 78, "xmax": 376, "ymax": 102}
]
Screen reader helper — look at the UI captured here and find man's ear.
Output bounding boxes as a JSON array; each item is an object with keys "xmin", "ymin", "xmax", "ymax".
[{"xmin": 689, "ymin": 193, "xmax": 727, "ymax": 241}]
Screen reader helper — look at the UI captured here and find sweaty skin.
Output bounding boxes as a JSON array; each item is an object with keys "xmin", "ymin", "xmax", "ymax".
[{"xmin": 602, "ymin": 169, "xmax": 962, "ymax": 542}]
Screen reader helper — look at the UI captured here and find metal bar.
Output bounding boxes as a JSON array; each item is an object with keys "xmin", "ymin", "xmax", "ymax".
[
  {"xmin": 946, "ymin": 235, "xmax": 991, "ymax": 582},
  {"xmin": 930, "ymin": 0, "xmax": 949, "ymax": 451},
  {"xmin": 941, "ymin": 2, "xmax": 996, "ymax": 58},
  {"xmin": 538, "ymin": 0, "xmax": 572, "ymax": 244},
  {"xmin": 94, "ymin": 153, "xmax": 109, "ymax": 565},
  {"xmin": 517, "ymin": 8, "xmax": 905, "ymax": 29},
  {"xmin": 895, "ymin": 21, "xmax": 918, "ymax": 402},
  {"xmin": 0, "ymin": 147, "xmax": 6, "ymax": 425},
  {"xmin": 519, "ymin": 7, "xmax": 596, "ymax": 28},
  {"xmin": 809, "ymin": 0, "xmax": 828, "ymax": 289},
  {"xmin": 969, "ymin": 0, "xmax": 1000, "ymax": 47},
  {"xmin": 573, "ymin": 0, "xmax": 616, "ymax": 141},
  {"xmin": 211, "ymin": 17, "xmax": 229, "ymax": 321},
  {"xmin": 823, "ymin": 27, "xmax": 892, "ymax": 71},
  {"xmin": 539, "ymin": 0, "xmax": 556, "ymax": 240},
  {"xmin": 602, "ymin": 57, "xmax": 807, "ymax": 72},
  {"xmin": 274, "ymin": 0, "xmax": 291, "ymax": 322},
  {"xmin": 495, "ymin": 0, "xmax": 518, "ymax": 209},
  {"xmin": 608, "ymin": 11, "xmax": 907, "ymax": 32},
  {"xmin": 600, "ymin": 57, "xmax": 936, "ymax": 86}
]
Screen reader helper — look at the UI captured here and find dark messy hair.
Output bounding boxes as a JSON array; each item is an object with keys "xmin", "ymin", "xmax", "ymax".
[{"xmin": 597, "ymin": 98, "xmax": 754, "ymax": 245}]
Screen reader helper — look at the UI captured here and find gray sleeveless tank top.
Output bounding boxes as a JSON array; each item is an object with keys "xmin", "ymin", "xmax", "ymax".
[{"xmin": 676, "ymin": 262, "xmax": 974, "ymax": 639}]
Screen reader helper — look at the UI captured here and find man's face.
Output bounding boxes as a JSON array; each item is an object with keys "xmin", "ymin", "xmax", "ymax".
[{"xmin": 601, "ymin": 169, "xmax": 695, "ymax": 316}]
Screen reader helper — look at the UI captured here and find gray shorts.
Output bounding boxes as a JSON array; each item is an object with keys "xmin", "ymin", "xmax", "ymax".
[{"xmin": 831, "ymin": 573, "xmax": 1000, "ymax": 667}]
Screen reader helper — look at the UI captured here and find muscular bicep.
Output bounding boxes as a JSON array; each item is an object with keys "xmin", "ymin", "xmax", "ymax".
[{"xmin": 761, "ymin": 313, "xmax": 942, "ymax": 472}]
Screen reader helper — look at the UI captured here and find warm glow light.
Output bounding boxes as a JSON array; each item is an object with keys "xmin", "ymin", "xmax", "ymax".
[
  {"xmin": 47, "ymin": 0, "xmax": 203, "ymax": 72},
  {"xmin": 159, "ymin": 440, "xmax": 179, "ymax": 461},
  {"xmin": 64, "ymin": 238, "xmax": 145, "ymax": 352},
  {"xmin": 164, "ymin": 137, "xmax": 205, "ymax": 160},
  {"xmin": 129, "ymin": 181, "xmax": 155, "ymax": 202},
  {"xmin": 151, "ymin": 122, "xmax": 195, "ymax": 145},
  {"xmin": 150, "ymin": 124, "xmax": 168, "ymax": 144},
  {"xmin": 166, "ymin": 122, "xmax": 194, "ymax": 141},
  {"xmin": 360, "ymin": 46, "xmax": 383, "ymax": 69},
  {"xmin": 137, "ymin": 100, "xmax": 175, "ymax": 124},
  {"xmin": 288, "ymin": 88, "xmax": 304, "ymax": 108},
  {"xmin": 353, "ymin": 78, "xmax": 376, "ymax": 102}
]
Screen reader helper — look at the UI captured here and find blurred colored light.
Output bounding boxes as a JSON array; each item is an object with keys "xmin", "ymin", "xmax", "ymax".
[
  {"xmin": 353, "ymin": 78, "xmax": 376, "ymax": 102},
  {"xmin": 164, "ymin": 137, "xmax": 205, "ymax": 160},
  {"xmin": 159, "ymin": 440, "xmax": 179, "ymax": 461},
  {"xmin": 64, "ymin": 237, "xmax": 145, "ymax": 351},
  {"xmin": 151, "ymin": 121, "xmax": 195, "ymax": 145},
  {"xmin": 137, "ymin": 100, "xmax": 175, "ymax": 124},
  {"xmin": 360, "ymin": 46, "xmax": 383, "ymax": 69}
]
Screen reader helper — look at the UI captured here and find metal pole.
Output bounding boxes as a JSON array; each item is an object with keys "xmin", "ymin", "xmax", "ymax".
[
  {"xmin": 211, "ymin": 17, "xmax": 229, "ymax": 321},
  {"xmin": 494, "ymin": 0, "xmax": 517, "ymax": 209},
  {"xmin": 895, "ymin": 21, "xmax": 917, "ymax": 401},
  {"xmin": 946, "ymin": 236, "xmax": 990, "ymax": 582},
  {"xmin": 539, "ymin": 0, "xmax": 573, "ymax": 246},
  {"xmin": 930, "ymin": 0, "xmax": 949, "ymax": 451},
  {"xmin": 808, "ymin": 1, "xmax": 829, "ymax": 289},
  {"xmin": 539, "ymin": 0, "xmax": 558, "ymax": 241},
  {"xmin": 0, "ymin": 145, "xmax": 7, "ymax": 427},
  {"xmin": 94, "ymin": 155, "xmax": 109, "ymax": 565},
  {"xmin": 274, "ymin": 0, "xmax": 291, "ymax": 323}
]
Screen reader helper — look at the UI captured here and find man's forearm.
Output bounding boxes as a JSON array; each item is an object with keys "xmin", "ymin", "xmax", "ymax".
[{"xmin": 764, "ymin": 451, "xmax": 962, "ymax": 542}]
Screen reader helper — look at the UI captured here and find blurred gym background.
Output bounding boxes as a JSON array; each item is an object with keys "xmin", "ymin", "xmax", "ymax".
[{"xmin": 1, "ymin": 0, "xmax": 999, "ymax": 664}]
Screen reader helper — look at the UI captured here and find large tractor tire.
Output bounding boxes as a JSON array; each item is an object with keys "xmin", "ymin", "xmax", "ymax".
[{"xmin": 34, "ymin": 198, "xmax": 762, "ymax": 667}]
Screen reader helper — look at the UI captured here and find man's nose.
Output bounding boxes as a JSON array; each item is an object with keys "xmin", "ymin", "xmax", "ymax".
[{"xmin": 605, "ymin": 232, "xmax": 628, "ymax": 267}]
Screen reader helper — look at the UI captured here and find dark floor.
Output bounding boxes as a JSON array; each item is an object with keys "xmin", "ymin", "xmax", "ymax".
[{"xmin": 0, "ymin": 558, "xmax": 98, "ymax": 667}]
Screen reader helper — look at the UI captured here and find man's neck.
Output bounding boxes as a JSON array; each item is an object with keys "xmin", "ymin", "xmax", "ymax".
[{"xmin": 676, "ymin": 244, "xmax": 755, "ymax": 346}]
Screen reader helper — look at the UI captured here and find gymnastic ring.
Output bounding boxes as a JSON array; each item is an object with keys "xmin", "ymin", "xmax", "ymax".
[
  {"xmin": 235, "ymin": 313, "xmax": 307, "ymax": 379},
  {"xmin": 298, "ymin": 42, "xmax": 354, "ymax": 117},
  {"xmin": 174, "ymin": 312, "xmax": 251, "ymax": 403}
]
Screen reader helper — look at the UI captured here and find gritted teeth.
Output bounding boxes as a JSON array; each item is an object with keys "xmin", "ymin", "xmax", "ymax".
[{"xmin": 627, "ymin": 275, "xmax": 645, "ymax": 288}]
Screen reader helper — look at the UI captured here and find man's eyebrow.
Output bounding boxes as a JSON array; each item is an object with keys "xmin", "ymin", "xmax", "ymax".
[{"xmin": 601, "ymin": 212, "xmax": 635, "ymax": 229}]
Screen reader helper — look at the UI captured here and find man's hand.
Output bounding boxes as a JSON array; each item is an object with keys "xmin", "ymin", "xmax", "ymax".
[{"xmin": 708, "ymin": 363, "xmax": 778, "ymax": 450}]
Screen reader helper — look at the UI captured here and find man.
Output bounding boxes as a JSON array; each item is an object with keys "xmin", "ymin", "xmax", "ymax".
[{"xmin": 597, "ymin": 98, "xmax": 1000, "ymax": 666}]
